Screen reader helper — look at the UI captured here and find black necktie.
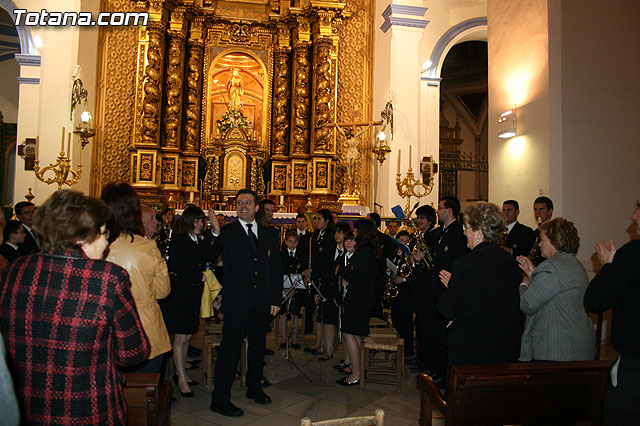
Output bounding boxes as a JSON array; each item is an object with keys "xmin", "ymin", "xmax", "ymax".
[
  {"xmin": 338, "ymin": 249, "xmax": 344, "ymax": 258},
  {"xmin": 246, "ymin": 223, "xmax": 258, "ymax": 251},
  {"xmin": 290, "ymin": 251, "xmax": 295, "ymax": 259}
]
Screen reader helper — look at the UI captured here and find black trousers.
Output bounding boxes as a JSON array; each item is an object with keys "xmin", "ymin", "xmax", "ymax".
[
  {"xmin": 211, "ymin": 308, "xmax": 269, "ymax": 403},
  {"xmin": 604, "ymin": 355, "xmax": 640, "ymax": 426},
  {"xmin": 391, "ymin": 283, "xmax": 414, "ymax": 356},
  {"xmin": 427, "ymin": 279, "xmax": 447, "ymax": 377},
  {"xmin": 411, "ymin": 275, "xmax": 431, "ymax": 369}
]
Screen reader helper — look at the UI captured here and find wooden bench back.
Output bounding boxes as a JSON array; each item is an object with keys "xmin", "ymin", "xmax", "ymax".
[
  {"xmin": 418, "ymin": 360, "xmax": 611, "ymax": 426},
  {"xmin": 123, "ymin": 372, "xmax": 172, "ymax": 426}
]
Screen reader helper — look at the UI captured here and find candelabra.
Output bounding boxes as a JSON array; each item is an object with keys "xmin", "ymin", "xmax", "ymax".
[
  {"xmin": 33, "ymin": 128, "xmax": 82, "ymax": 189},
  {"xmin": 396, "ymin": 145, "xmax": 434, "ymax": 216}
]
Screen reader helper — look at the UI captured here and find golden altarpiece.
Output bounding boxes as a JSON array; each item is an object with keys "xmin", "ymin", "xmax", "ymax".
[{"xmin": 91, "ymin": 0, "xmax": 376, "ymax": 210}]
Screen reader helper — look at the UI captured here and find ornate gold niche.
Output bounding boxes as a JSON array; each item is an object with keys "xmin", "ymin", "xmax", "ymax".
[{"xmin": 95, "ymin": 0, "xmax": 375, "ymax": 208}]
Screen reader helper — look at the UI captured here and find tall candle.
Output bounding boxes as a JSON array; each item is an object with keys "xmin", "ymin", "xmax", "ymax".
[
  {"xmin": 60, "ymin": 127, "xmax": 65, "ymax": 153},
  {"xmin": 409, "ymin": 144, "xmax": 412, "ymax": 167},
  {"xmin": 397, "ymin": 149, "xmax": 401, "ymax": 174},
  {"xmin": 35, "ymin": 136, "xmax": 39, "ymax": 162},
  {"xmin": 189, "ymin": 191, "xmax": 194, "ymax": 203},
  {"xmin": 67, "ymin": 132, "xmax": 71, "ymax": 158}
]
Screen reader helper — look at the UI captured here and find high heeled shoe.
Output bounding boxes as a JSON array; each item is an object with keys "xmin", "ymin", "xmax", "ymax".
[
  {"xmin": 336, "ymin": 377, "xmax": 360, "ymax": 386},
  {"xmin": 172, "ymin": 374, "xmax": 194, "ymax": 397}
]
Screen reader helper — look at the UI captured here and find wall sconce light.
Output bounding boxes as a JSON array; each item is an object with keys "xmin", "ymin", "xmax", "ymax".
[
  {"xmin": 497, "ymin": 106, "xmax": 517, "ymax": 139},
  {"xmin": 73, "ymin": 111, "xmax": 95, "ymax": 149},
  {"xmin": 372, "ymin": 101, "xmax": 394, "ymax": 164}
]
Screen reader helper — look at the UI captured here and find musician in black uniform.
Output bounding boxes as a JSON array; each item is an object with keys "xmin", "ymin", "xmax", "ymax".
[
  {"xmin": 408, "ymin": 205, "xmax": 438, "ymax": 369},
  {"xmin": 390, "ymin": 230, "xmax": 415, "ymax": 357},
  {"xmin": 336, "ymin": 220, "xmax": 380, "ymax": 386},
  {"xmin": 14, "ymin": 201, "xmax": 38, "ymax": 256},
  {"xmin": 367, "ymin": 212, "xmax": 398, "ymax": 318},
  {"xmin": 302, "ymin": 209, "xmax": 335, "ymax": 355},
  {"xmin": 279, "ymin": 230, "xmax": 306, "ymax": 350},
  {"xmin": 502, "ymin": 200, "xmax": 534, "ymax": 257},
  {"xmin": 420, "ymin": 197, "xmax": 467, "ymax": 385}
]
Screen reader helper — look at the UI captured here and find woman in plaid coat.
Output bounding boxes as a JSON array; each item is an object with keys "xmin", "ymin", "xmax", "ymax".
[{"xmin": 0, "ymin": 190, "xmax": 149, "ymax": 425}]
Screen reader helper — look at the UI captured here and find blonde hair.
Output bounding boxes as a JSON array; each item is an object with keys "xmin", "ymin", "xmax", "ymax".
[{"xmin": 464, "ymin": 202, "xmax": 505, "ymax": 243}]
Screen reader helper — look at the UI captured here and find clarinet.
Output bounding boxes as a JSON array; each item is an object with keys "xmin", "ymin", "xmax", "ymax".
[{"xmin": 528, "ymin": 217, "xmax": 543, "ymax": 266}]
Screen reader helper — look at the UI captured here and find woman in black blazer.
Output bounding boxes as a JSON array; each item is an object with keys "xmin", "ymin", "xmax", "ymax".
[
  {"xmin": 438, "ymin": 202, "xmax": 522, "ymax": 381},
  {"xmin": 164, "ymin": 205, "xmax": 214, "ymax": 396},
  {"xmin": 336, "ymin": 220, "xmax": 380, "ymax": 386}
]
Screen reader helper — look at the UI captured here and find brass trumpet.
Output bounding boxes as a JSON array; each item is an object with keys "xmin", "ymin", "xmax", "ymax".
[{"xmin": 407, "ymin": 217, "xmax": 435, "ymax": 270}]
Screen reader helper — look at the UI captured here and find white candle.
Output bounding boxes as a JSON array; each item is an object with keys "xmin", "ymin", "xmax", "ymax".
[
  {"xmin": 35, "ymin": 136, "xmax": 39, "ymax": 162},
  {"xmin": 189, "ymin": 191, "xmax": 194, "ymax": 203},
  {"xmin": 409, "ymin": 144, "xmax": 412, "ymax": 167},
  {"xmin": 397, "ymin": 149, "xmax": 401, "ymax": 174},
  {"xmin": 67, "ymin": 132, "xmax": 71, "ymax": 158},
  {"xmin": 60, "ymin": 127, "xmax": 65, "ymax": 153}
]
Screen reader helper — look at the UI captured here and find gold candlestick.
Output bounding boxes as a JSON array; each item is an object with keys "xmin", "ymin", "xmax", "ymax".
[
  {"xmin": 33, "ymin": 127, "xmax": 82, "ymax": 188},
  {"xmin": 396, "ymin": 158, "xmax": 435, "ymax": 216}
]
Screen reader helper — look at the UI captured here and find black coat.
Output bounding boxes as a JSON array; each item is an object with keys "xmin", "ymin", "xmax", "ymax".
[
  {"xmin": 0, "ymin": 244, "xmax": 20, "ymax": 263},
  {"xmin": 17, "ymin": 226, "xmax": 38, "ymax": 256},
  {"xmin": 506, "ymin": 222, "xmax": 534, "ymax": 257},
  {"xmin": 281, "ymin": 247, "xmax": 306, "ymax": 275},
  {"xmin": 438, "ymin": 242, "xmax": 522, "ymax": 366},
  {"xmin": 310, "ymin": 228, "xmax": 336, "ymax": 285},
  {"xmin": 338, "ymin": 246, "xmax": 378, "ymax": 336},
  {"xmin": 433, "ymin": 220, "xmax": 468, "ymax": 273},
  {"xmin": 212, "ymin": 220, "xmax": 283, "ymax": 313}
]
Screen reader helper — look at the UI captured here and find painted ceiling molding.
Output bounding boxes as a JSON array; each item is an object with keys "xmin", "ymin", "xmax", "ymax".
[{"xmin": 380, "ymin": 4, "xmax": 429, "ymax": 33}]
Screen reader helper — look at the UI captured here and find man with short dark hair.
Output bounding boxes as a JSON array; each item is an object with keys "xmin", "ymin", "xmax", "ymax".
[
  {"xmin": 14, "ymin": 201, "xmax": 38, "ymax": 255},
  {"xmin": 208, "ymin": 189, "xmax": 282, "ymax": 417},
  {"xmin": 502, "ymin": 200, "xmax": 534, "ymax": 257},
  {"xmin": 367, "ymin": 212, "xmax": 397, "ymax": 319},
  {"xmin": 531, "ymin": 196, "xmax": 554, "ymax": 265},
  {"xmin": 259, "ymin": 199, "xmax": 276, "ymax": 223},
  {"xmin": 386, "ymin": 220, "xmax": 399, "ymax": 239}
]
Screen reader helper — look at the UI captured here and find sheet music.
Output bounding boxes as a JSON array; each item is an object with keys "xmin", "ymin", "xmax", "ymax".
[
  {"xmin": 386, "ymin": 258, "xmax": 398, "ymax": 276},
  {"xmin": 283, "ymin": 274, "xmax": 306, "ymax": 289}
]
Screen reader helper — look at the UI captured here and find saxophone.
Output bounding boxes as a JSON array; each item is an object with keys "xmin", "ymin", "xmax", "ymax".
[{"xmin": 407, "ymin": 218, "xmax": 435, "ymax": 270}]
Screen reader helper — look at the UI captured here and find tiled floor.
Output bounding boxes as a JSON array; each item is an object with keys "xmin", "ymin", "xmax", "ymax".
[{"xmin": 170, "ymin": 333, "xmax": 439, "ymax": 426}]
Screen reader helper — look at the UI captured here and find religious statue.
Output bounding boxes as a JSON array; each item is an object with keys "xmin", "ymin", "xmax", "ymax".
[
  {"xmin": 336, "ymin": 122, "xmax": 372, "ymax": 195},
  {"xmin": 226, "ymin": 68, "xmax": 243, "ymax": 112}
]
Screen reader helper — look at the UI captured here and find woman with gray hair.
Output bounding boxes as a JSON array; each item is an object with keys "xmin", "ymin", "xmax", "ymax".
[
  {"xmin": 438, "ymin": 202, "xmax": 522, "ymax": 373},
  {"xmin": 517, "ymin": 218, "xmax": 595, "ymax": 361}
]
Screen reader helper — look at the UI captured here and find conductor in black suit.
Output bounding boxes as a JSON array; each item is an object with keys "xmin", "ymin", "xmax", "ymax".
[
  {"xmin": 502, "ymin": 200, "xmax": 534, "ymax": 257},
  {"xmin": 209, "ymin": 189, "xmax": 283, "ymax": 418}
]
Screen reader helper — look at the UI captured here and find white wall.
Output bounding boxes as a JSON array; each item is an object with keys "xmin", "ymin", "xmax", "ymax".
[{"xmin": 558, "ymin": 0, "xmax": 640, "ymax": 263}]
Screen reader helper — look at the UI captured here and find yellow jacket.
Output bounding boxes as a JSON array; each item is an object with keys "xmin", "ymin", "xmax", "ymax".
[
  {"xmin": 200, "ymin": 270, "xmax": 222, "ymax": 318},
  {"xmin": 107, "ymin": 234, "xmax": 172, "ymax": 359}
]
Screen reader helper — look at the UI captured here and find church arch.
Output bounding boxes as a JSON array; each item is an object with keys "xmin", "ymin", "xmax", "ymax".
[
  {"xmin": 424, "ymin": 17, "xmax": 487, "ymax": 80},
  {"xmin": 0, "ymin": 0, "xmax": 38, "ymax": 56}
]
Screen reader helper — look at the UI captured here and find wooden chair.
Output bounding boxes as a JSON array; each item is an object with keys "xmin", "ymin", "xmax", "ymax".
[
  {"xmin": 417, "ymin": 360, "xmax": 611, "ymax": 426},
  {"xmin": 202, "ymin": 323, "xmax": 247, "ymax": 391},
  {"xmin": 360, "ymin": 336, "xmax": 404, "ymax": 392},
  {"xmin": 369, "ymin": 317, "xmax": 389, "ymax": 328},
  {"xmin": 301, "ymin": 408, "xmax": 384, "ymax": 426},
  {"xmin": 123, "ymin": 372, "xmax": 172, "ymax": 426}
]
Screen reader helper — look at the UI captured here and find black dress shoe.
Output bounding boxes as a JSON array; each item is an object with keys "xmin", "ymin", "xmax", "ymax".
[
  {"xmin": 246, "ymin": 389, "xmax": 272, "ymax": 404},
  {"xmin": 336, "ymin": 377, "xmax": 360, "ymax": 386},
  {"xmin": 264, "ymin": 348, "xmax": 274, "ymax": 356},
  {"xmin": 261, "ymin": 376, "xmax": 271, "ymax": 388},
  {"xmin": 210, "ymin": 401, "xmax": 244, "ymax": 417},
  {"xmin": 172, "ymin": 375, "xmax": 194, "ymax": 397}
]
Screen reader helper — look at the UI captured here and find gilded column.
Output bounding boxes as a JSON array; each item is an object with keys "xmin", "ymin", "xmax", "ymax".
[
  {"xmin": 311, "ymin": 10, "xmax": 336, "ymax": 154},
  {"xmin": 291, "ymin": 18, "xmax": 311, "ymax": 156},
  {"xmin": 163, "ymin": 8, "xmax": 187, "ymax": 149},
  {"xmin": 184, "ymin": 18, "xmax": 205, "ymax": 154},
  {"xmin": 140, "ymin": 4, "xmax": 167, "ymax": 146},
  {"xmin": 272, "ymin": 24, "xmax": 291, "ymax": 157}
]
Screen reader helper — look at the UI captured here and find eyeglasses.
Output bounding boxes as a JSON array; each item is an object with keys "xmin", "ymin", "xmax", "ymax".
[{"xmin": 194, "ymin": 217, "xmax": 206, "ymax": 222}]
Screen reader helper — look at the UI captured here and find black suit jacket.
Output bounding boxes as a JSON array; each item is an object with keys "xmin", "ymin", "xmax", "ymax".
[
  {"xmin": 310, "ymin": 229, "xmax": 336, "ymax": 284},
  {"xmin": 213, "ymin": 220, "xmax": 283, "ymax": 313},
  {"xmin": 506, "ymin": 221, "xmax": 534, "ymax": 257},
  {"xmin": 17, "ymin": 226, "xmax": 38, "ymax": 256},
  {"xmin": 0, "ymin": 244, "xmax": 20, "ymax": 263},
  {"xmin": 281, "ymin": 247, "xmax": 306, "ymax": 275},
  {"xmin": 433, "ymin": 220, "xmax": 468, "ymax": 273},
  {"xmin": 438, "ymin": 242, "xmax": 522, "ymax": 365}
]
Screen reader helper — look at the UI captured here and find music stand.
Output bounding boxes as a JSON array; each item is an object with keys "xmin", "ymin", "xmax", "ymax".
[
  {"xmin": 303, "ymin": 279, "xmax": 328, "ymax": 379},
  {"xmin": 277, "ymin": 275, "xmax": 312, "ymax": 382}
]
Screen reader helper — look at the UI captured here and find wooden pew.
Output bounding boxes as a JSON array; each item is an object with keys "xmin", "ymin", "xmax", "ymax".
[
  {"xmin": 123, "ymin": 372, "xmax": 172, "ymax": 426},
  {"xmin": 417, "ymin": 360, "xmax": 611, "ymax": 426}
]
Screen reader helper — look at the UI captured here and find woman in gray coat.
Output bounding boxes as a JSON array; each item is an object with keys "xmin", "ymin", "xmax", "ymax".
[{"xmin": 516, "ymin": 218, "xmax": 595, "ymax": 361}]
